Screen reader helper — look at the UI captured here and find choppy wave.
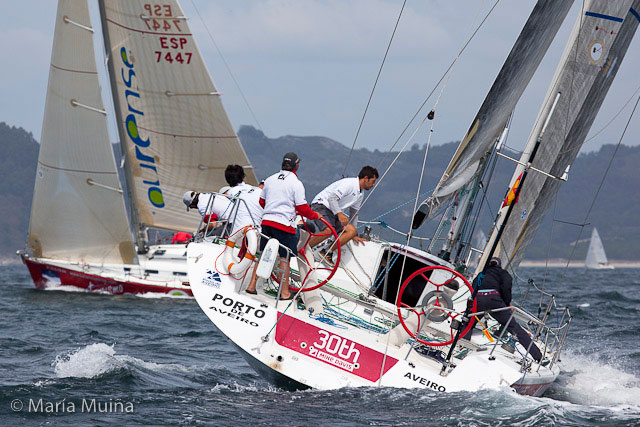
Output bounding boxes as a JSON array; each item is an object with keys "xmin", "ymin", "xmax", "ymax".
[
  {"xmin": 555, "ymin": 350, "xmax": 640, "ymax": 408},
  {"xmin": 53, "ymin": 343, "xmax": 190, "ymax": 379}
]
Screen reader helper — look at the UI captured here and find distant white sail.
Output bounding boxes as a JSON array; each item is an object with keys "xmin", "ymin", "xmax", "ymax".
[
  {"xmin": 586, "ymin": 228, "xmax": 613, "ymax": 269},
  {"xmin": 99, "ymin": 0, "xmax": 257, "ymax": 236},
  {"xmin": 490, "ymin": 0, "xmax": 639, "ymax": 270},
  {"xmin": 28, "ymin": 0, "xmax": 134, "ymax": 264}
]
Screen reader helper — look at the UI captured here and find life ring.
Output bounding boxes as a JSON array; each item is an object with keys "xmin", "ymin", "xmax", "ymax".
[{"xmin": 223, "ymin": 226, "xmax": 259, "ymax": 275}]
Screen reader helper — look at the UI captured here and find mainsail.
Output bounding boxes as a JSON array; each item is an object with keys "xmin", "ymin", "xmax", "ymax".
[
  {"xmin": 99, "ymin": 0, "xmax": 257, "ymax": 243},
  {"xmin": 585, "ymin": 228, "xmax": 610, "ymax": 268},
  {"xmin": 412, "ymin": 0, "xmax": 573, "ymax": 229},
  {"xmin": 28, "ymin": 0, "xmax": 134, "ymax": 264},
  {"xmin": 491, "ymin": 0, "xmax": 640, "ymax": 270}
]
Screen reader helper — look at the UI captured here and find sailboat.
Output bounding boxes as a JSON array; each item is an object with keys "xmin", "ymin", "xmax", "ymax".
[
  {"xmin": 186, "ymin": 0, "xmax": 638, "ymax": 395},
  {"xmin": 585, "ymin": 228, "xmax": 614, "ymax": 269},
  {"xmin": 18, "ymin": 0, "xmax": 256, "ymax": 296}
]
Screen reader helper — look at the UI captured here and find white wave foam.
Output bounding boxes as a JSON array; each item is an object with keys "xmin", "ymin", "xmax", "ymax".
[
  {"xmin": 43, "ymin": 284, "xmax": 90, "ymax": 293},
  {"xmin": 577, "ymin": 303, "xmax": 590, "ymax": 308},
  {"xmin": 135, "ymin": 291, "xmax": 192, "ymax": 300},
  {"xmin": 53, "ymin": 343, "xmax": 189, "ymax": 378},
  {"xmin": 558, "ymin": 350, "xmax": 640, "ymax": 407}
]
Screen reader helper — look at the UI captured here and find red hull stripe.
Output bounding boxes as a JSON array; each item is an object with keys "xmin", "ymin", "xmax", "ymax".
[
  {"xmin": 24, "ymin": 259, "xmax": 192, "ymax": 297},
  {"xmin": 275, "ymin": 313, "xmax": 398, "ymax": 382}
]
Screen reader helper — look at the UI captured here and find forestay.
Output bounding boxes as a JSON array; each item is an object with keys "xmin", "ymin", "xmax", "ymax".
[
  {"xmin": 99, "ymin": 0, "xmax": 257, "ymax": 234},
  {"xmin": 492, "ymin": 0, "xmax": 640, "ymax": 270},
  {"xmin": 412, "ymin": 0, "xmax": 573, "ymax": 229},
  {"xmin": 28, "ymin": 0, "xmax": 134, "ymax": 264}
]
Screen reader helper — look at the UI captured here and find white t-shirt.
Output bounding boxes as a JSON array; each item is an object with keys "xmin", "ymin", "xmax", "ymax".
[
  {"xmin": 225, "ymin": 183, "xmax": 263, "ymax": 233},
  {"xmin": 261, "ymin": 170, "xmax": 309, "ymax": 229},
  {"xmin": 312, "ymin": 177, "xmax": 362, "ymax": 220},
  {"xmin": 197, "ymin": 193, "xmax": 232, "ymax": 221}
]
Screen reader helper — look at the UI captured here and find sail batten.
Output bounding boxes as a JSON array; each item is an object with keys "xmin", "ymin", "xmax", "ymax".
[
  {"xmin": 412, "ymin": 0, "xmax": 573, "ymax": 229},
  {"xmin": 28, "ymin": 0, "xmax": 134, "ymax": 265}
]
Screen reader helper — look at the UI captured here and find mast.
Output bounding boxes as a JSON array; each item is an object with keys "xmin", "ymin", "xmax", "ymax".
[{"xmin": 98, "ymin": 0, "xmax": 148, "ymax": 253}]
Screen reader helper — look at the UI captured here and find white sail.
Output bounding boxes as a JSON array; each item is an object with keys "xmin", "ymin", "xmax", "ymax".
[
  {"xmin": 488, "ymin": 0, "xmax": 639, "ymax": 270},
  {"xmin": 99, "ymin": 0, "xmax": 257, "ymax": 238},
  {"xmin": 412, "ymin": 0, "xmax": 573, "ymax": 229},
  {"xmin": 28, "ymin": 0, "xmax": 134, "ymax": 264},
  {"xmin": 586, "ymin": 228, "xmax": 612, "ymax": 269}
]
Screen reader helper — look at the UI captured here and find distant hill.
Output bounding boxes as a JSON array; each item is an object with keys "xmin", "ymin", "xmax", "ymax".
[
  {"xmin": 0, "ymin": 123, "xmax": 39, "ymax": 259},
  {"xmin": 238, "ymin": 125, "xmax": 639, "ymax": 262},
  {"xmin": 1, "ymin": 121, "xmax": 637, "ymax": 262}
]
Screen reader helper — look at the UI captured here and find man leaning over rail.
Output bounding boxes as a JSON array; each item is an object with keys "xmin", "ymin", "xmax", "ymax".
[
  {"xmin": 464, "ymin": 257, "xmax": 543, "ymax": 362},
  {"xmin": 245, "ymin": 152, "xmax": 322, "ymax": 299},
  {"xmin": 307, "ymin": 166, "xmax": 378, "ymax": 259}
]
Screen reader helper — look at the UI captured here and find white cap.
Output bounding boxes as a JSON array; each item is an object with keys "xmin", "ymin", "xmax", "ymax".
[
  {"xmin": 219, "ymin": 186, "xmax": 231, "ymax": 195},
  {"xmin": 183, "ymin": 191, "xmax": 196, "ymax": 211}
]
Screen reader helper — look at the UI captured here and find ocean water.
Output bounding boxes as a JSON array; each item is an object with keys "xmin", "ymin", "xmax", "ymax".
[{"xmin": 1, "ymin": 264, "xmax": 639, "ymax": 426}]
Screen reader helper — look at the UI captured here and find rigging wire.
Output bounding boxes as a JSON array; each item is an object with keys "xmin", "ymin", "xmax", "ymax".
[
  {"xmin": 189, "ymin": 0, "xmax": 264, "ymax": 132},
  {"xmin": 376, "ymin": 0, "xmax": 501, "ymax": 171},
  {"xmin": 561, "ymin": 92, "xmax": 640, "ymax": 278},
  {"xmin": 584, "ymin": 83, "xmax": 640, "ymax": 143},
  {"xmin": 342, "ymin": 0, "xmax": 407, "ymax": 178}
]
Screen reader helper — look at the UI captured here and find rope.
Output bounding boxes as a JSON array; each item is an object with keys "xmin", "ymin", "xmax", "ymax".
[
  {"xmin": 585, "ymin": 83, "xmax": 640, "ymax": 143},
  {"xmin": 377, "ymin": 0, "xmax": 501, "ymax": 170},
  {"xmin": 343, "ymin": 0, "xmax": 407, "ymax": 177},
  {"xmin": 561, "ymin": 92, "xmax": 640, "ymax": 278},
  {"xmin": 189, "ymin": 0, "xmax": 264, "ymax": 132}
]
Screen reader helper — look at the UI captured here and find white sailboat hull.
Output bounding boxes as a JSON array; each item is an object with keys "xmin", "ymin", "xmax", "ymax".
[
  {"xmin": 187, "ymin": 242, "xmax": 559, "ymax": 396},
  {"xmin": 21, "ymin": 244, "xmax": 193, "ymax": 297}
]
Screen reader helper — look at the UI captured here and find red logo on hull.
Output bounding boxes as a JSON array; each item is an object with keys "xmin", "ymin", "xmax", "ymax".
[{"xmin": 275, "ymin": 313, "xmax": 398, "ymax": 382}]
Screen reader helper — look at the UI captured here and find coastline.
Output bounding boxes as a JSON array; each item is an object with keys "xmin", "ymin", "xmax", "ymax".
[{"xmin": 519, "ymin": 259, "xmax": 640, "ymax": 268}]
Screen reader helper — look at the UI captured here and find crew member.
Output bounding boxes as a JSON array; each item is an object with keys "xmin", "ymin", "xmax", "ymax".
[
  {"xmin": 171, "ymin": 231, "xmax": 192, "ymax": 244},
  {"xmin": 245, "ymin": 152, "xmax": 321, "ymax": 299},
  {"xmin": 467, "ymin": 257, "xmax": 543, "ymax": 362},
  {"xmin": 223, "ymin": 164, "xmax": 263, "ymax": 234},
  {"xmin": 182, "ymin": 190, "xmax": 233, "ymax": 236},
  {"xmin": 307, "ymin": 166, "xmax": 378, "ymax": 252}
]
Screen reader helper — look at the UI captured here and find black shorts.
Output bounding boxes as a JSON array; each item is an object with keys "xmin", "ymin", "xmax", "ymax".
[
  {"xmin": 260, "ymin": 224, "xmax": 299, "ymax": 258},
  {"xmin": 309, "ymin": 203, "xmax": 344, "ymax": 234}
]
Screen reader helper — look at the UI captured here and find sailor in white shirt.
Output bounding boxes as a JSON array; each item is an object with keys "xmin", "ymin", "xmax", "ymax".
[
  {"xmin": 223, "ymin": 164, "xmax": 263, "ymax": 234},
  {"xmin": 182, "ymin": 190, "xmax": 233, "ymax": 236},
  {"xmin": 246, "ymin": 152, "xmax": 321, "ymax": 299},
  {"xmin": 308, "ymin": 166, "xmax": 378, "ymax": 250}
]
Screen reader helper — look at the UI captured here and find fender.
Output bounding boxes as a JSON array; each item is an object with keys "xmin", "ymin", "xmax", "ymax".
[{"xmin": 222, "ymin": 226, "xmax": 259, "ymax": 276}]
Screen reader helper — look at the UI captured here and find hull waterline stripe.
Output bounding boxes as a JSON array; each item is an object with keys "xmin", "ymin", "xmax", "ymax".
[
  {"xmin": 584, "ymin": 11, "xmax": 623, "ymax": 22},
  {"xmin": 105, "ymin": 18, "xmax": 192, "ymax": 37},
  {"xmin": 630, "ymin": 8, "xmax": 640, "ymax": 22}
]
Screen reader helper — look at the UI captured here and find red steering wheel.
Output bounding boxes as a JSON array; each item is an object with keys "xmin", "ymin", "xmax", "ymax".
[
  {"xmin": 396, "ymin": 265, "xmax": 475, "ymax": 347},
  {"xmin": 270, "ymin": 217, "xmax": 341, "ymax": 292}
]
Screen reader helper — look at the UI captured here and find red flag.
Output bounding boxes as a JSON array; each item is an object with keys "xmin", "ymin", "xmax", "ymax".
[{"xmin": 502, "ymin": 173, "xmax": 523, "ymax": 208}]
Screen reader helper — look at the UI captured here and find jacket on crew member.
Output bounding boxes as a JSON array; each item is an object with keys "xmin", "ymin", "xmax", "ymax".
[{"xmin": 473, "ymin": 265, "xmax": 512, "ymax": 305}]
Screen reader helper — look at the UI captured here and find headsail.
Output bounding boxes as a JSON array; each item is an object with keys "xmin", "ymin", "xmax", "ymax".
[
  {"xmin": 28, "ymin": 0, "xmax": 134, "ymax": 264},
  {"xmin": 412, "ymin": 0, "xmax": 573, "ymax": 229},
  {"xmin": 99, "ymin": 0, "xmax": 257, "ymax": 240},
  {"xmin": 585, "ymin": 228, "xmax": 610, "ymax": 268},
  {"xmin": 491, "ymin": 0, "xmax": 640, "ymax": 270}
]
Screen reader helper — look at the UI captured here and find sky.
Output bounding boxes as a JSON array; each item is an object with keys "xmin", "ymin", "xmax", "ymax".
[{"xmin": 2, "ymin": 0, "xmax": 639, "ymax": 155}]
